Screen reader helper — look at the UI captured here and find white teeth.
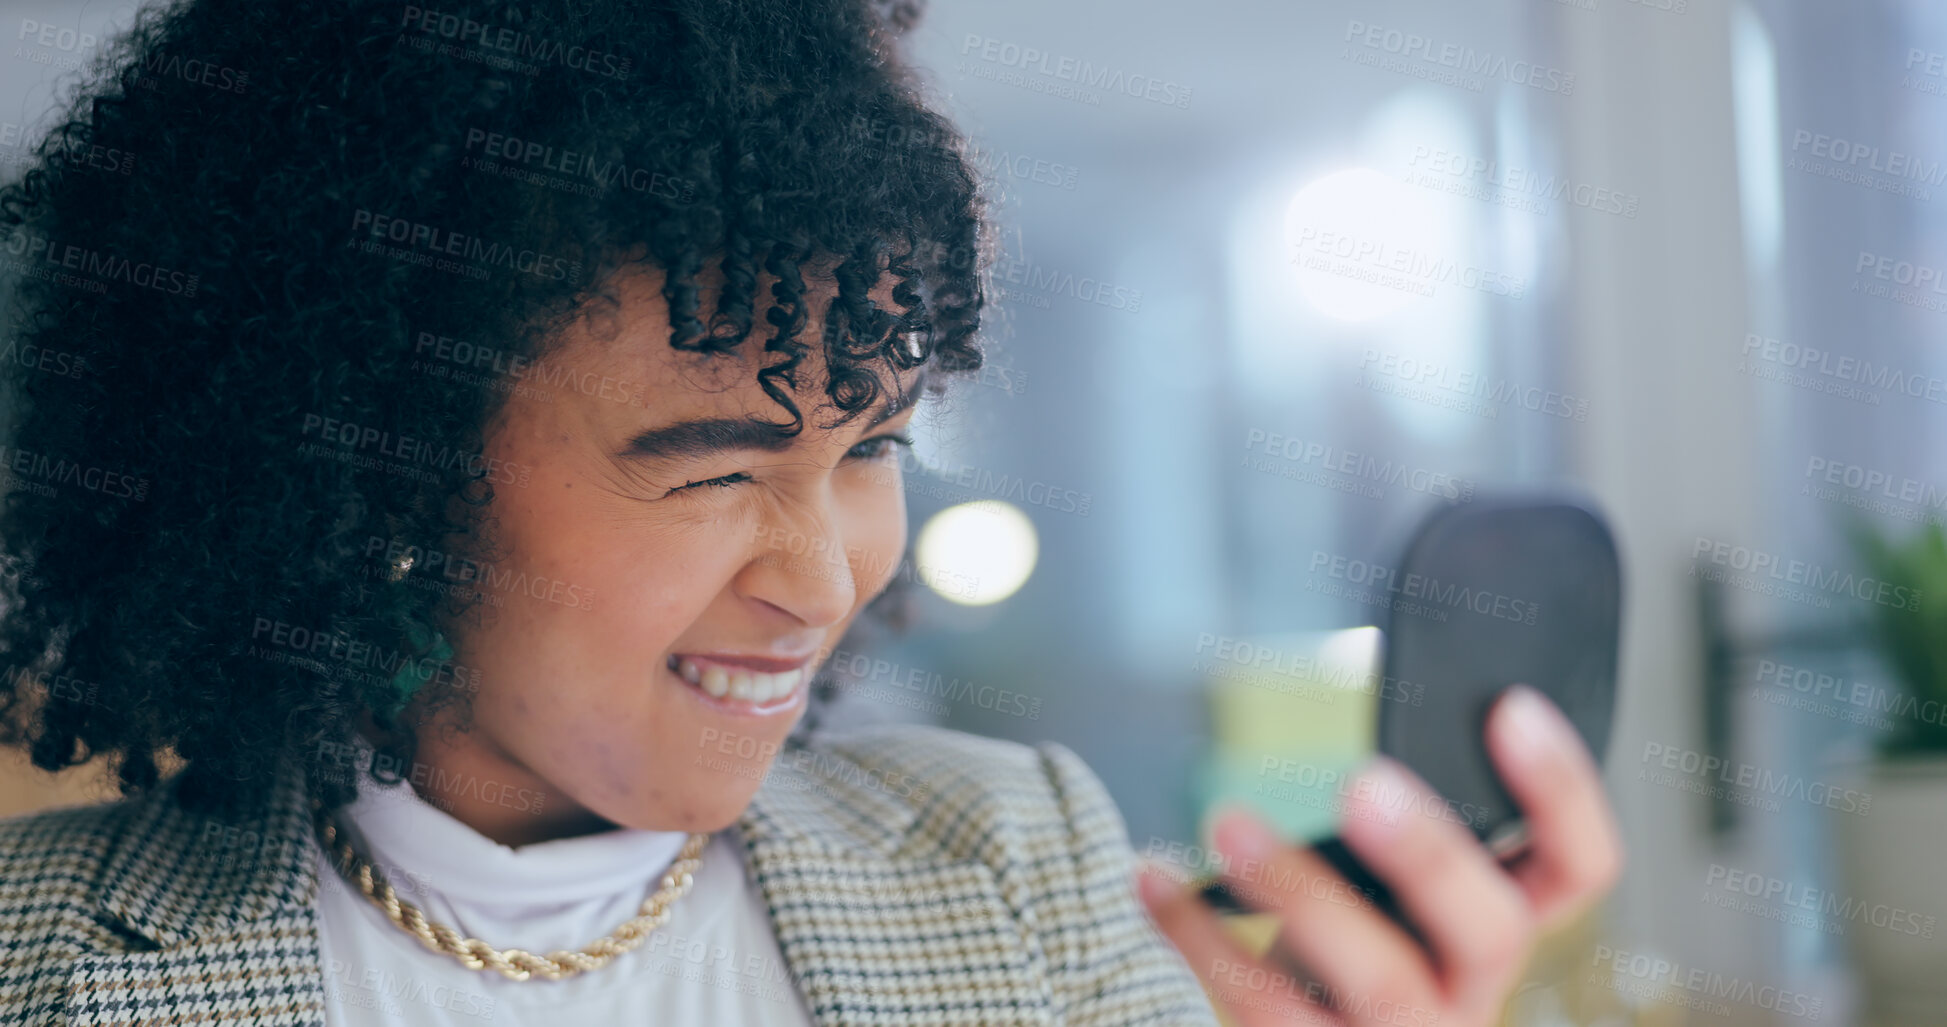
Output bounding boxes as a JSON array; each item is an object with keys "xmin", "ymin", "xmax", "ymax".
[{"xmin": 673, "ymin": 657, "xmax": 806, "ymax": 705}]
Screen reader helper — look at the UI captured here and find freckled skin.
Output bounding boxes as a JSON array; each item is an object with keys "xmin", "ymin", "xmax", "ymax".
[{"xmin": 378, "ymin": 264, "xmax": 919, "ymax": 847}]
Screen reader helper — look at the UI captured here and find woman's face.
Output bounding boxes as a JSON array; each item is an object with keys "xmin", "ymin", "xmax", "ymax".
[{"xmin": 406, "ymin": 264, "xmax": 923, "ymax": 844}]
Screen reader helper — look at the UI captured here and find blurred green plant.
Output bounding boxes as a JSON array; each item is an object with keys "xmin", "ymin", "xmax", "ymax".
[{"xmin": 1848, "ymin": 518, "xmax": 1947, "ymax": 758}]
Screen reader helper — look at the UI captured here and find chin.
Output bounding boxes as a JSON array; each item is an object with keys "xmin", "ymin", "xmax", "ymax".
[
  {"xmin": 648, "ymin": 795, "xmax": 760, "ymax": 834},
  {"xmin": 605, "ymin": 764, "xmax": 769, "ymax": 835},
  {"xmin": 683, "ymin": 802, "xmax": 756, "ymax": 835}
]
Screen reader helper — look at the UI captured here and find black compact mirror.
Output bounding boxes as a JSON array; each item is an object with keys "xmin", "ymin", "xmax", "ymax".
[{"xmin": 1199, "ymin": 496, "xmax": 1624, "ymax": 923}]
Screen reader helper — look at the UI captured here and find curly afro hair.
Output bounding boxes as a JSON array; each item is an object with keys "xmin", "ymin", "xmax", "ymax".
[{"xmin": 0, "ymin": 0, "xmax": 991, "ymax": 816}]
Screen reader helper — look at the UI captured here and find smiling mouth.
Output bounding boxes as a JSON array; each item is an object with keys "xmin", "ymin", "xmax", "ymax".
[{"xmin": 666, "ymin": 653, "xmax": 809, "ymax": 708}]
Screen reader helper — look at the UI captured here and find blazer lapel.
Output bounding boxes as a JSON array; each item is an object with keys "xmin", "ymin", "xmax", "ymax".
[
  {"xmin": 738, "ymin": 744, "xmax": 1055, "ymax": 1026},
  {"xmin": 65, "ymin": 761, "xmax": 328, "ymax": 1027},
  {"xmin": 62, "ymin": 908, "xmax": 327, "ymax": 1027}
]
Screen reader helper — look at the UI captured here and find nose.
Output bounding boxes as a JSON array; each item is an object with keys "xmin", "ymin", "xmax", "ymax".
[{"xmin": 738, "ymin": 501, "xmax": 859, "ymax": 629}]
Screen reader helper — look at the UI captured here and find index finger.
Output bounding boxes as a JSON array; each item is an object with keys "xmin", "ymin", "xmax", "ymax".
[{"xmin": 1484, "ymin": 683, "xmax": 1626, "ymax": 930}]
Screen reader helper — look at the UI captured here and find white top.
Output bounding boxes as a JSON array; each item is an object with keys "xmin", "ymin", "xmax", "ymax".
[{"xmin": 311, "ymin": 757, "xmax": 818, "ymax": 1026}]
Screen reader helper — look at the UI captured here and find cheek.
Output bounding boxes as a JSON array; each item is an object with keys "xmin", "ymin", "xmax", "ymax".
[
  {"xmin": 459, "ymin": 470, "xmax": 741, "ymax": 740},
  {"xmin": 486, "ymin": 441, "xmax": 739, "ymax": 645},
  {"xmin": 844, "ymin": 467, "xmax": 910, "ymax": 595}
]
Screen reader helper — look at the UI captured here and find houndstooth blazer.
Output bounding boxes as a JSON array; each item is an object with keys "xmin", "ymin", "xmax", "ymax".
[{"xmin": 0, "ymin": 722, "xmax": 1220, "ymax": 1026}]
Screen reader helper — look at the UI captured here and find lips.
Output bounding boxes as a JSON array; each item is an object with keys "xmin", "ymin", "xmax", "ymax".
[{"xmin": 667, "ymin": 653, "xmax": 809, "ymax": 706}]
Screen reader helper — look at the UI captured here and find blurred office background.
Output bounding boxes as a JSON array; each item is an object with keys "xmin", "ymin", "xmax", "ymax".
[{"xmin": 5, "ymin": 1, "xmax": 1947, "ymax": 1024}]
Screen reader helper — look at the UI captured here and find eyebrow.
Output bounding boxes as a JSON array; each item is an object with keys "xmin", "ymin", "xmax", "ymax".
[{"xmin": 624, "ymin": 368, "xmax": 930, "ymax": 462}]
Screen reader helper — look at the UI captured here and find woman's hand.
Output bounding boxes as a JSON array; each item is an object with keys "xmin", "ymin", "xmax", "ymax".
[{"xmin": 1138, "ymin": 684, "xmax": 1624, "ymax": 1027}]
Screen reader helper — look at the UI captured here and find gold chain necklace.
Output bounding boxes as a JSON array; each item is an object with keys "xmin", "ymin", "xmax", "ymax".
[{"xmin": 309, "ymin": 796, "xmax": 711, "ymax": 982}]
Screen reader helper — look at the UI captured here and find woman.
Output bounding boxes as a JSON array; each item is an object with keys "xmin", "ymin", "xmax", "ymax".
[{"xmin": 0, "ymin": 0, "xmax": 1623, "ymax": 1024}]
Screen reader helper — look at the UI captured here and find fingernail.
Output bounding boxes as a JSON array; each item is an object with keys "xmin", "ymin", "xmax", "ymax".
[
  {"xmin": 1210, "ymin": 806, "xmax": 1278, "ymax": 865},
  {"xmin": 1499, "ymin": 684, "xmax": 1572, "ymax": 766}
]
